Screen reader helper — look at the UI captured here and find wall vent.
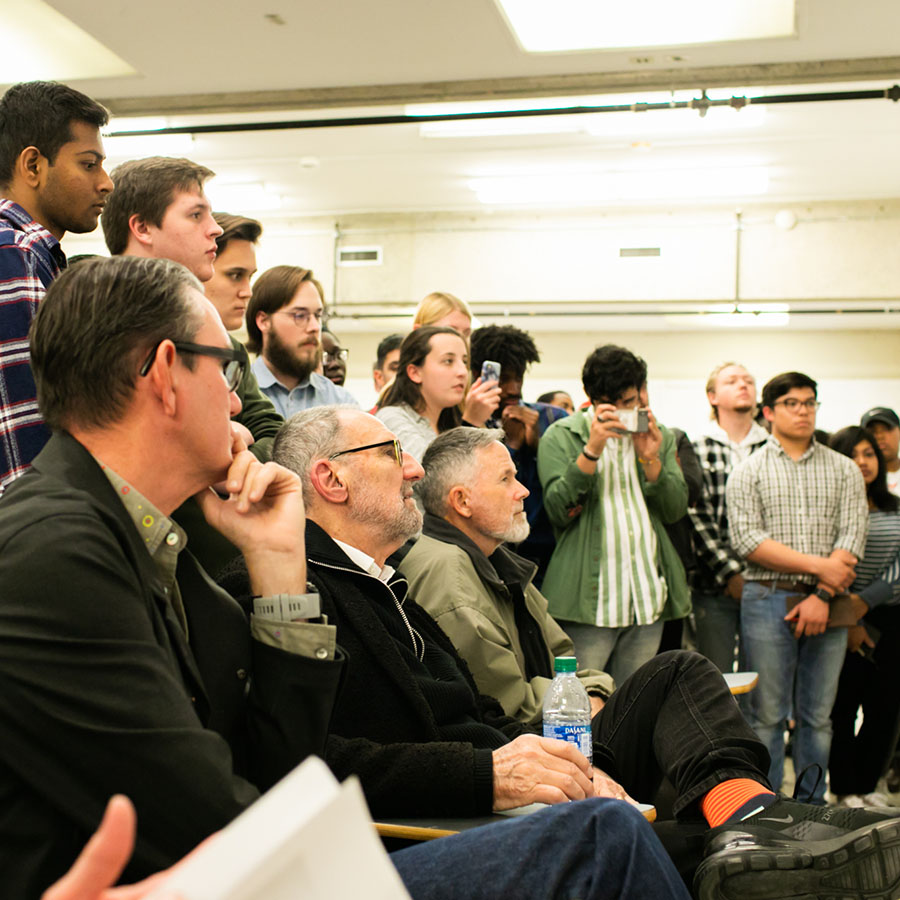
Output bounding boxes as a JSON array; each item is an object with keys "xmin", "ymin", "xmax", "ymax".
[
  {"xmin": 338, "ymin": 246, "xmax": 382, "ymax": 266},
  {"xmin": 619, "ymin": 247, "xmax": 661, "ymax": 258}
]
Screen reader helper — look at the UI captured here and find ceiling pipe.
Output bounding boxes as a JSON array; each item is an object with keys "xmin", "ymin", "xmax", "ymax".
[{"xmin": 108, "ymin": 85, "xmax": 900, "ymax": 137}]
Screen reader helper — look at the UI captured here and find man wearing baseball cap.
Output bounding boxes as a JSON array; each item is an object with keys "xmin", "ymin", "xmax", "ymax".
[{"xmin": 861, "ymin": 407, "xmax": 900, "ymax": 497}]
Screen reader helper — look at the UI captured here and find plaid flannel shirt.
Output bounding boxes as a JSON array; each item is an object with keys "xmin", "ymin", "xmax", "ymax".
[
  {"xmin": 0, "ymin": 200, "xmax": 64, "ymax": 495},
  {"xmin": 688, "ymin": 423, "xmax": 768, "ymax": 591}
]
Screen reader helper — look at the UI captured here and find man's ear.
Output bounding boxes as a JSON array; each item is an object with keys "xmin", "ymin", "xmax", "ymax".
[
  {"xmin": 127, "ymin": 213, "xmax": 154, "ymax": 249},
  {"xmin": 762, "ymin": 405, "xmax": 775, "ymax": 423},
  {"xmin": 15, "ymin": 146, "xmax": 45, "ymax": 189},
  {"xmin": 308, "ymin": 459, "xmax": 348, "ymax": 504},
  {"xmin": 256, "ymin": 310, "xmax": 271, "ymax": 337},
  {"xmin": 143, "ymin": 340, "xmax": 179, "ymax": 416},
  {"xmin": 446, "ymin": 484, "xmax": 472, "ymax": 519}
]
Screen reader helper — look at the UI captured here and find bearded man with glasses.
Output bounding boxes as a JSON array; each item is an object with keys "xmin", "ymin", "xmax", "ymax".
[
  {"xmin": 727, "ymin": 371, "xmax": 869, "ymax": 803},
  {"xmin": 245, "ymin": 265, "xmax": 358, "ymax": 418}
]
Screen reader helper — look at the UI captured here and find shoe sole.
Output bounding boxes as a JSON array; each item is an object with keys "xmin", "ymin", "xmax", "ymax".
[{"xmin": 694, "ymin": 819, "xmax": 900, "ymax": 899}]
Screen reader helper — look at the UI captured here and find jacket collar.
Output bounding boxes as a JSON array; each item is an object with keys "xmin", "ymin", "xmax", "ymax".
[{"xmin": 421, "ymin": 512, "xmax": 537, "ymax": 596}]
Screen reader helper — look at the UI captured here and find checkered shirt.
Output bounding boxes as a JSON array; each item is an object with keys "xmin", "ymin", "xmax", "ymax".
[
  {"xmin": 726, "ymin": 435, "xmax": 868, "ymax": 584},
  {"xmin": 0, "ymin": 200, "xmax": 64, "ymax": 495}
]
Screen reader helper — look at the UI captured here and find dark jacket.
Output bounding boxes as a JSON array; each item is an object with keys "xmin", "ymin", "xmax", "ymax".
[
  {"xmin": 222, "ymin": 520, "xmax": 532, "ymax": 818},
  {"xmin": 0, "ymin": 433, "xmax": 342, "ymax": 898}
]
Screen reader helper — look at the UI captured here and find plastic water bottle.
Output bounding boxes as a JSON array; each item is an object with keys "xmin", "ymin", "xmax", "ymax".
[{"xmin": 542, "ymin": 656, "xmax": 592, "ymax": 765}]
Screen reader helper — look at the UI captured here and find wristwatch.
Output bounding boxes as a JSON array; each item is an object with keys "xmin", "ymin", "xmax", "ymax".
[{"xmin": 814, "ymin": 587, "xmax": 833, "ymax": 603}]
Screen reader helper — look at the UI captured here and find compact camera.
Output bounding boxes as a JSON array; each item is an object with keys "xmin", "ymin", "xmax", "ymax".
[{"xmin": 616, "ymin": 408, "xmax": 650, "ymax": 433}]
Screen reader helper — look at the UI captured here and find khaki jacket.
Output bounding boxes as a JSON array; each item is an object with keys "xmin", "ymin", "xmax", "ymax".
[{"xmin": 400, "ymin": 520, "xmax": 614, "ymax": 725}]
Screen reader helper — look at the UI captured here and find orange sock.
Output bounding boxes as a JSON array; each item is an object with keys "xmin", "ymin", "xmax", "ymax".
[{"xmin": 701, "ymin": 778, "xmax": 775, "ymax": 828}]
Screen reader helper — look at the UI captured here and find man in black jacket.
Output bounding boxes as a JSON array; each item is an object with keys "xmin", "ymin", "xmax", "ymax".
[
  {"xmin": 256, "ymin": 404, "xmax": 900, "ymax": 898},
  {"xmin": 0, "ymin": 256, "xmax": 342, "ymax": 896}
]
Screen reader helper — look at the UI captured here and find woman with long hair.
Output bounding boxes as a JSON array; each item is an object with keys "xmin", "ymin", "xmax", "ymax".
[
  {"xmin": 828, "ymin": 425, "xmax": 900, "ymax": 806},
  {"xmin": 375, "ymin": 326, "xmax": 499, "ymax": 461}
]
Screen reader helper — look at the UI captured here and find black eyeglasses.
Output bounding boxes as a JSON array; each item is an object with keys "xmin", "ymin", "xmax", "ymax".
[
  {"xmin": 139, "ymin": 340, "xmax": 246, "ymax": 392},
  {"xmin": 328, "ymin": 439, "xmax": 403, "ymax": 467},
  {"xmin": 773, "ymin": 398, "xmax": 821, "ymax": 412},
  {"xmin": 324, "ymin": 348, "xmax": 349, "ymax": 364}
]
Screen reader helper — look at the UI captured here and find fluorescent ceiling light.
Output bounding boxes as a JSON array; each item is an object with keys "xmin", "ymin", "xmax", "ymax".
[
  {"xmin": 468, "ymin": 166, "xmax": 769, "ymax": 205},
  {"xmin": 495, "ymin": 0, "xmax": 795, "ymax": 52},
  {"xmin": 104, "ymin": 134, "xmax": 195, "ymax": 160},
  {"xmin": 0, "ymin": 0, "xmax": 134, "ymax": 82},
  {"xmin": 205, "ymin": 181, "xmax": 284, "ymax": 213}
]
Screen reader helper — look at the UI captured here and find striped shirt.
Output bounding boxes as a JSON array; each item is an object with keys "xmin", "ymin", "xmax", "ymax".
[
  {"xmin": 853, "ymin": 509, "xmax": 900, "ymax": 608},
  {"xmin": 726, "ymin": 435, "xmax": 868, "ymax": 584},
  {"xmin": 0, "ymin": 200, "xmax": 64, "ymax": 495},
  {"xmin": 594, "ymin": 434, "xmax": 667, "ymax": 626}
]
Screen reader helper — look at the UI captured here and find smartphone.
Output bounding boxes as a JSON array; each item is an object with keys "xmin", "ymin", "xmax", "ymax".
[
  {"xmin": 481, "ymin": 360, "xmax": 501, "ymax": 383},
  {"xmin": 617, "ymin": 408, "xmax": 650, "ymax": 433}
]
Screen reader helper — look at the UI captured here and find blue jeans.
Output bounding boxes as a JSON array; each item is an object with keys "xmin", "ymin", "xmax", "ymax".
[
  {"xmin": 562, "ymin": 620, "xmax": 664, "ymax": 686},
  {"xmin": 740, "ymin": 582, "xmax": 847, "ymax": 802},
  {"xmin": 693, "ymin": 589, "xmax": 742, "ymax": 674},
  {"xmin": 391, "ymin": 797, "xmax": 691, "ymax": 900}
]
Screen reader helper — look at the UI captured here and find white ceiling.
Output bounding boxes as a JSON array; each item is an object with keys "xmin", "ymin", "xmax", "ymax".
[{"xmin": 15, "ymin": 0, "xmax": 900, "ymax": 215}]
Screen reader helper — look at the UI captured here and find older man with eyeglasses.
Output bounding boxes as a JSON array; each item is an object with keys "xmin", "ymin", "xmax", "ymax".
[{"xmin": 727, "ymin": 371, "xmax": 869, "ymax": 803}]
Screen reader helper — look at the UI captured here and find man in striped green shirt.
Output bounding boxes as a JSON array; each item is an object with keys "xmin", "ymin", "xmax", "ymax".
[{"xmin": 538, "ymin": 345, "xmax": 689, "ymax": 686}]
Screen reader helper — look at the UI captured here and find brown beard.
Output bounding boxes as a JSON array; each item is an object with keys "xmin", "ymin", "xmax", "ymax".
[{"xmin": 265, "ymin": 328, "xmax": 322, "ymax": 382}]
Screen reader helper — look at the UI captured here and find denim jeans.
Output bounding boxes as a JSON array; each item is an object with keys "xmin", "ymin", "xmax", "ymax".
[
  {"xmin": 740, "ymin": 582, "xmax": 847, "ymax": 802},
  {"xmin": 693, "ymin": 589, "xmax": 742, "ymax": 674},
  {"xmin": 562, "ymin": 620, "xmax": 664, "ymax": 686},
  {"xmin": 392, "ymin": 797, "xmax": 691, "ymax": 900}
]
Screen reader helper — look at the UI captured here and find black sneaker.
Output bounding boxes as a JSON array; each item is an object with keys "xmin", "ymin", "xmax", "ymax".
[{"xmin": 694, "ymin": 796, "xmax": 900, "ymax": 899}]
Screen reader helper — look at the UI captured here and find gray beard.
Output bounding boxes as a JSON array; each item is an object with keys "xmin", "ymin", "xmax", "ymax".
[{"xmin": 490, "ymin": 514, "xmax": 531, "ymax": 545}]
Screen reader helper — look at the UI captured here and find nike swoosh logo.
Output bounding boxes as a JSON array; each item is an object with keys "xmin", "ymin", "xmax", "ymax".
[{"xmin": 757, "ymin": 815, "xmax": 794, "ymax": 824}]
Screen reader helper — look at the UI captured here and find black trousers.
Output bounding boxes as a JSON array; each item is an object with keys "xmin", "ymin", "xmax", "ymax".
[
  {"xmin": 829, "ymin": 605, "xmax": 900, "ymax": 796},
  {"xmin": 592, "ymin": 650, "xmax": 773, "ymax": 885}
]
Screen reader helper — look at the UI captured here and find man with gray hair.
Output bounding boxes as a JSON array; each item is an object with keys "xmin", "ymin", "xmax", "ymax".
[{"xmin": 400, "ymin": 426, "xmax": 613, "ymax": 724}]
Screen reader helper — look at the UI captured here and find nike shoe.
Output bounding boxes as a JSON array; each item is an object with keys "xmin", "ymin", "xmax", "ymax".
[{"xmin": 694, "ymin": 796, "xmax": 900, "ymax": 899}]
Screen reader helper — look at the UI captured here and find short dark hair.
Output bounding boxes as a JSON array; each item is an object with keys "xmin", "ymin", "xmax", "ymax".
[
  {"xmin": 213, "ymin": 212, "xmax": 262, "ymax": 255},
  {"xmin": 537, "ymin": 391, "xmax": 568, "ymax": 405},
  {"xmin": 102, "ymin": 157, "xmax": 215, "ymax": 256},
  {"xmin": 31, "ymin": 256, "xmax": 203, "ymax": 431},
  {"xmin": 244, "ymin": 265, "xmax": 326, "ymax": 355},
  {"xmin": 469, "ymin": 325, "xmax": 540, "ymax": 381},
  {"xmin": 375, "ymin": 333, "xmax": 404, "ymax": 371},
  {"xmin": 761, "ymin": 372, "xmax": 817, "ymax": 410},
  {"xmin": 380, "ymin": 326, "xmax": 464, "ymax": 431},
  {"xmin": 829, "ymin": 426, "xmax": 899, "ymax": 513},
  {"xmin": 581, "ymin": 345, "xmax": 647, "ymax": 404},
  {"xmin": 0, "ymin": 81, "xmax": 109, "ymax": 188}
]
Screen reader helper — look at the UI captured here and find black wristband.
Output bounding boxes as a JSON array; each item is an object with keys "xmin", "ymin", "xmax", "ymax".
[
  {"xmin": 582, "ymin": 447, "xmax": 600, "ymax": 462},
  {"xmin": 814, "ymin": 587, "xmax": 833, "ymax": 602}
]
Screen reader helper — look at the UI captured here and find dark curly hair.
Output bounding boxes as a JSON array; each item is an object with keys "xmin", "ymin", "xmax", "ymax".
[
  {"xmin": 581, "ymin": 345, "xmax": 647, "ymax": 404},
  {"xmin": 469, "ymin": 325, "xmax": 540, "ymax": 381}
]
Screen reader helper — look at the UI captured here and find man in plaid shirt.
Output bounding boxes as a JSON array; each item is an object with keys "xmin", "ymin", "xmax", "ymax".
[
  {"xmin": 727, "ymin": 371, "xmax": 868, "ymax": 802},
  {"xmin": 688, "ymin": 363, "xmax": 768, "ymax": 672},
  {"xmin": 0, "ymin": 81, "xmax": 112, "ymax": 495}
]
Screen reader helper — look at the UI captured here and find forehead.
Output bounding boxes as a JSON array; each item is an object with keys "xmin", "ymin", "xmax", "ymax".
[
  {"xmin": 716, "ymin": 365, "xmax": 752, "ymax": 384},
  {"xmin": 340, "ymin": 409, "xmax": 394, "ymax": 444},
  {"xmin": 383, "ymin": 348, "xmax": 401, "ymax": 368},
  {"xmin": 427, "ymin": 332, "xmax": 467, "ymax": 356},
  {"xmin": 216, "ymin": 239, "xmax": 257, "ymax": 269},
  {"xmin": 436, "ymin": 310, "xmax": 471, "ymax": 332},
  {"xmin": 60, "ymin": 120, "xmax": 105, "ymax": 155},
  {"xmin": 777, "ymin": 386, "xmax": 816, "ymax": 402},
  {"xmin": 321, "ymin": 332, "xmax": 340, "ymax": 350},
  {"xmin": 163, "ymin": 187, "xmax": 209, "ymax": 217},
  {"xmin": 476, "ymin": 440, "xmax": 515, "ymax": 475},
  {"xmin": 285, "ymin": 279, "xmax": 323, "ymax": 311}
]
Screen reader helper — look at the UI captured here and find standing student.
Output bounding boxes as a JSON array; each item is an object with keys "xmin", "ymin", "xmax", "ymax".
[
  {"xmin": 727, "ymin": 372, "xmax": 868, "ymax": 802},
  {"xmin": 0, "ymin": 81, "xmax": 112, "ymax": 494}
]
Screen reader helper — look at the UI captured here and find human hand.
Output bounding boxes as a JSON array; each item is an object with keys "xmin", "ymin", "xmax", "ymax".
[
  {"xmin": 847, "ymin": 624, "xmax": 876, "ymax": 655},
  {"xmin": 195, "ymin": 452, "xmax": 307, "ymax": 596},
  {"xmin": 631, "ymin": 408, "xmax": 662, "ymax": 460},
  {"xmin": 814, "ymin": 555, "xmax": 856, "ymax": 593},
  {"xmin": 502, "ymin": 404, "xmax": 540, "ymax": 449},
  {"xmin": 724, "ymin": 574, "xmax": 745, "ymax": 601},
  {"xmin": 585, "ymin": 404, "xmax": 626, "ymax": 457},
  {"xmin": 42, "ymin": 795, "xmax": 183, "ymax": 900},
  {"xmin": 591, "ymin": 768, "xmax": 637, "ymax": 806},
  {"xmin": 784, "ymin": 594, "xmax": 829, "ymax": 638},
  {"xmin": 492, "ymin": 734, "xmax": 594, "ymax": 810},
  {"xmin": 462, "ymin": 377, "xmax": 502, "ymax": 426},
  {"xmin": 230, "ymin": 421, "xmax": 255, "ymax": 448}
]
